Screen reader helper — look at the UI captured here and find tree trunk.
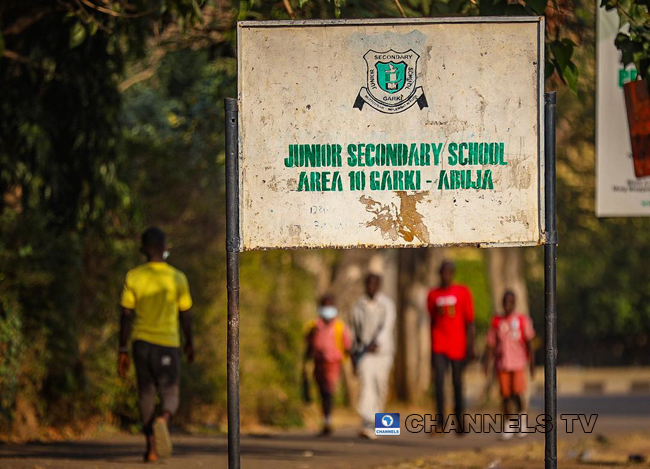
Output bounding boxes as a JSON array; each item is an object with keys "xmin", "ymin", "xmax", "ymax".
[
  {"xmin": 485, "ymin": 248, "xmax": 529, "ymax": 315},
  {"xmin": 394, "ymin": 248, "xmax": 445, "ymax": 402}
]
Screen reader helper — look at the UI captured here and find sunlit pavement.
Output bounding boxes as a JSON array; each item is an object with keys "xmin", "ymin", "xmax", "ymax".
[{"xmin": 1, "ymin": 396, "xmax": 649, "ymax": 469}]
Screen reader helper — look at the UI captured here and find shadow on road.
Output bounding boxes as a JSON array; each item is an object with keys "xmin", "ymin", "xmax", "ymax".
[{"xmin": 0, "ymin": 435, "xmax": 355, "ymax": 463}]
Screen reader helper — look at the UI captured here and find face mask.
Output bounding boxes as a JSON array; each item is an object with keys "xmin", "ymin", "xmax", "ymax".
[
  {"xmin": 319, "ymin": 306, "xmax": 337, "ymax": 320},
  {"xmin": 163, "ymin": 250, "xmax": 170, "ymax": 260}
]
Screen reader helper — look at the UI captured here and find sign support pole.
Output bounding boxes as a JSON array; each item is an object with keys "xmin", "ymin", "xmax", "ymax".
[
  {"xmin": 225, "ymin": 97, "xmax": 241, "ymax": 469},
  {"xmin": 544, "ymin": 91, "xmax": 558, "ymax": 469}
]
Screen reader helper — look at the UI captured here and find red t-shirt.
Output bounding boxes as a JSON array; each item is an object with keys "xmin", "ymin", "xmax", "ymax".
[{"xmin": 427, "ymin": 284, "xmax": 475, "ymax": 360}]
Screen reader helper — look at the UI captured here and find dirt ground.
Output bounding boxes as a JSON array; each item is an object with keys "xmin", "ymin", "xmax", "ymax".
[{"xmin": 376, "ymin": 432, "xmax": 650, "ymax": 469}]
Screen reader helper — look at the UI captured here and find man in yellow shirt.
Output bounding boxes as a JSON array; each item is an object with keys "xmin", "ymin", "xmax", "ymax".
[{"xmin": 118, "ymin": 227, "xmax": 194, "ymax": 463}]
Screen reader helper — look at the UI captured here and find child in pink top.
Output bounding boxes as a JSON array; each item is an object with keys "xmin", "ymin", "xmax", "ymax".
[
  {"xmin": 485, "ymin": 290, "xmax": 535, "ymax": 440},
  {"xmin": 305, "ymin": 295, "xmax": 351, "ymax": 436}
]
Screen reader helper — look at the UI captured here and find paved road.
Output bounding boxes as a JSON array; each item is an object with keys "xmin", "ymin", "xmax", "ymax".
[{"xmin": 1, "ymin": 396, "xmax": 649, "ymax": 469}]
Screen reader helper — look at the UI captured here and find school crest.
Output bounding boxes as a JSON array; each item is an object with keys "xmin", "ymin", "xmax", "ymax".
[{"xmin": 354, "ymin": 49, "xmax": 428, "ymax": 114}]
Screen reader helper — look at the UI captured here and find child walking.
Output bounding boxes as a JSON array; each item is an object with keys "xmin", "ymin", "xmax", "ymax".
[
  {"xmin": 485, "ymin": 290, "xmax": 535, "ymax": 440},
  {"xmin": 304, "ymin": 295, "xmax": 351, "ymax": 436}
]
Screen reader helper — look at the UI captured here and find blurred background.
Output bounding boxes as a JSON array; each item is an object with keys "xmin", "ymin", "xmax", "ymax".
[{"xmin": 1, "ymin": 0, "xmax": 649, "ymax": 443}]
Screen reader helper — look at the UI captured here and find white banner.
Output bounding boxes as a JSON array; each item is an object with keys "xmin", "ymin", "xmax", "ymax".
[{"xmin": 596, "ymin": 6, "xmax": 650, "ymax": 217}]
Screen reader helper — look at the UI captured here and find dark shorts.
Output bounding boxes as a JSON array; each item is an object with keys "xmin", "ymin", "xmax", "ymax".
[
  {"xmin": 132, "ymin": 340, "xmax": 180, "ymax": 432},
  {"xmin": 133, "ymin": 340, "xmax": 180, "ymax": 389}
]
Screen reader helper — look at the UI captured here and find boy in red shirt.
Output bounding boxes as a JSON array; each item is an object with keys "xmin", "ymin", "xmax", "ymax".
[
  {"xmin": 485, "ymin": 290, "xmax": 535, "ymax": 440},
  {"xmin": 304, "ymin": 295, "xmax": 352, "ymax": 436},
  {"xmin": 427, "ymin": 260, "xmax": 475, "ymax": 435}
]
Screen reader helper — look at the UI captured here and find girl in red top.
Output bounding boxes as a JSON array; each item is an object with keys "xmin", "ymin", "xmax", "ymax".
[
  {"xmin": 304, "ymin": 295, "xmax": 351, "ymax": 436},
  {"xmin": 485, "ymin": 290, "xmax": 535, "ymax": 440}
]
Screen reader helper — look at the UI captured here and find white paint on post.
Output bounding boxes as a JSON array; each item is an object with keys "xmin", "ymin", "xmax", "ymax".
[{"xmin": 237, "ymin": 18, "xmax": 545, "ymax": 250}]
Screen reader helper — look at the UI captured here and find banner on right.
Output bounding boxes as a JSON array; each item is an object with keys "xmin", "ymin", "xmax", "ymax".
[{"xmin": 596, "ymin": 6, "xmax": 650, "ymax": 217}]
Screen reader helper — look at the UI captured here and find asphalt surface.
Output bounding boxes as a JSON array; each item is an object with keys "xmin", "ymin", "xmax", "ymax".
[{"xmin": 1, "ymin": 395, "xmax": 649, "ymax": 469}]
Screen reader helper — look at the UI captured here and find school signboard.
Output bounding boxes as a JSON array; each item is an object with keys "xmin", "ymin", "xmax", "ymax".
[{"xmin": 236, "ymin": 18, "xmax": 545, "ymax": 250}]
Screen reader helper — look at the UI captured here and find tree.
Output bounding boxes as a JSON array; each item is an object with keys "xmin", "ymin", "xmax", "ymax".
[{"xmin": 0, "ymin": 0, "xmax": 213, "ymax": 431}]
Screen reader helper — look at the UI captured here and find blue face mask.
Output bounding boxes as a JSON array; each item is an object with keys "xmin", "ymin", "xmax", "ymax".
[{"xmin": 319, "ymin": 306, "xmax": 338, "ymax": 320}]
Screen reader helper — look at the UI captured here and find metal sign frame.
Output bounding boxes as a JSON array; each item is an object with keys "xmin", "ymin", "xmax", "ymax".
[{"xmin": 225, "ymin": 18, "xmax": 558, "ymax": 469}]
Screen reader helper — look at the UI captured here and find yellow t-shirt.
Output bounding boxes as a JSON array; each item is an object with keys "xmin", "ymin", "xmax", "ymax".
[{"xmin": 120, "ymin": 262, "xmax": 193, "ymax": 348}]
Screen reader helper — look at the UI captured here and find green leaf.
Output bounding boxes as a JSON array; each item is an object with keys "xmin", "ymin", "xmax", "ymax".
[
  {"xmin": 525, "ymin": 0, "xmax": 547, "ymax": 15},
  {"xmin": 545, "ymin": 60, "xmax": 555, "ymax": 80},
  {"xmin": 616, "ymin": 33, "xmax": 640, "ymax": 66},
  {"xmin": 550, "ymin": 39, "xmax": 574, "ymax": 71},
  {"xmin": 479, "ymin": 0, "xmax": 507, "ymax": 15},
  {"xmin": 69, "ymin": 22, "xmax": 87, "ymax": 49},
  {"xmin": 561, "ymin": 37, "xmax": 577, "ymax": 47},
  {"xmin": 449, "ymin": 0, "xmax": 464, "ymax": 13},
  {"xmin": 563, "ymin": 63, "xmax": 580, "ymax": 93},
  {"xmin": 504, "ymin": 3, "xmax": 527, "ymax": 14},
  {"xmin": 639, "ymin": 57, "xmax": 650, "ymax": 80},
  {"xmin": 615, "ymin": 33, "xmax": 631, "ymax": 49},
  {"xmin": 422, "ymin": 0, "xmax": 431, "ymax": 15},
  {"xmin": 333, "ymin": 0, "xmax": 344, "ymax": 17},
  {"xmin": 548, "ymin": 36, "xmax": 579, "ymax": 92}
]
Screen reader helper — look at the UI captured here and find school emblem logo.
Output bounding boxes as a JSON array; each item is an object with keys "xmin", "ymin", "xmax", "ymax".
[{"xmin": 354, "ymin": 49, "xmax": 428, "ymax": 114}]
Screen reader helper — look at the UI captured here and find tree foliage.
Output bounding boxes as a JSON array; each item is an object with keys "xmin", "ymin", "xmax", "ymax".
[
  {"xmin": 0, "ymin": 0, "xmax": 211, "ymax": 430},
  {"xmin": 238, "ymin": 0, "xmax": 585, "ymax": 92}
]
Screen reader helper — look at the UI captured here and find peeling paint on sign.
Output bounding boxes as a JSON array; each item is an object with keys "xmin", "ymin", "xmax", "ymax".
[
  {"xmin": 360, "ymin": 192, "xmax": 430, "ymax": 244},
  {"xmin": 237, "ymin": 18, "xmax": 545, "ymax": 251}
]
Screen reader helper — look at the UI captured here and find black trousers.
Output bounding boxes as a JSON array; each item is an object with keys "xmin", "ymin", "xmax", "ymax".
[{"xmin": 432, "ymin": 353, "xmax": 465, "ymax": 431}]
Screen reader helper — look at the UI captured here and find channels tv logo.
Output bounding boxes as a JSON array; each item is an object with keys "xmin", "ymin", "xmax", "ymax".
[{"xmin": 375, "ymin": 413, "xmax": 400, "ymax": 436}]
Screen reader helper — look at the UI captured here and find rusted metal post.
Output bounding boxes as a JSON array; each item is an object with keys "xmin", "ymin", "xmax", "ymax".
[
  {"xmin": 225, "ymin": 97, "xmax": 241, "ymax": 469},
  {"xmin": 544, "ymin": 91, "xmax": 558, "ymax": 469}
]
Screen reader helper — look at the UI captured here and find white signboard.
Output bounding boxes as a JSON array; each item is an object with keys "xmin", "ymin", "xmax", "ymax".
[
  {"xmin": 596, "ymin": 6, "xmax": 650, "ymax": 217},
  {"xmin": 237, "ymin": 18, "xmax": 545, "ymax": 250}
]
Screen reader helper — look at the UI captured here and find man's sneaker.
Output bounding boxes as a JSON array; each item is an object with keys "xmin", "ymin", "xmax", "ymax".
[
  {"xmin": 153, "ymin": 417, "xmax": 173, "ymax": 458},
  {"xmin": 359, "ymin": 428, "xmax": 377, "ymax": 440}
]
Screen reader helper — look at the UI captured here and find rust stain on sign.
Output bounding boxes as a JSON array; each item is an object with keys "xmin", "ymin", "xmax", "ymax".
[{"xmin": 360, "ymin": 192, "xmax": 431, "ymax": 244}]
